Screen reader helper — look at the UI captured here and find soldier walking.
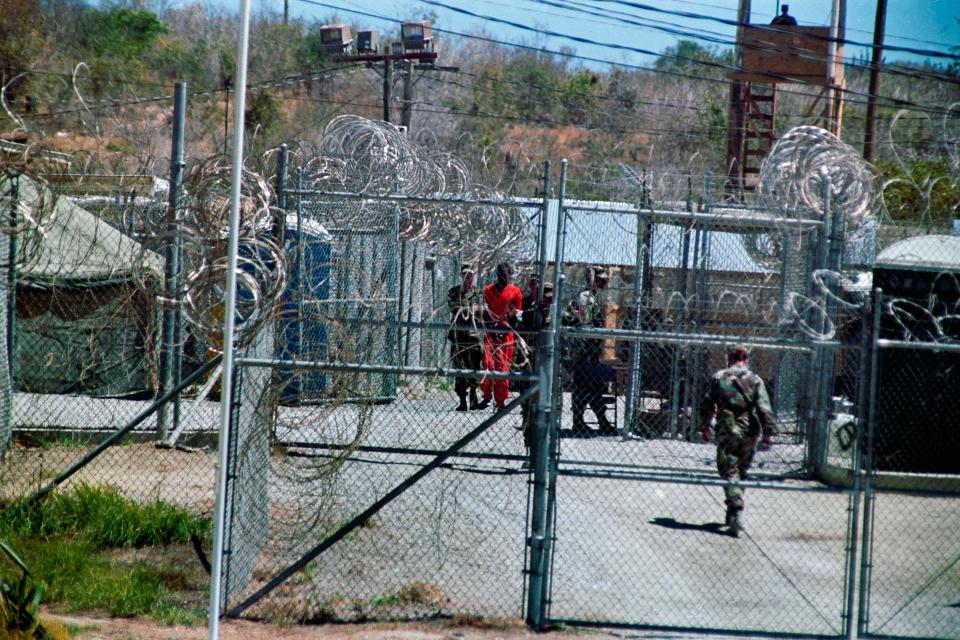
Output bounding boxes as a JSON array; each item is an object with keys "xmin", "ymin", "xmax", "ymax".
[
  {"xmin": 698, "ymin": 345, "xmax": 776, "ymax": 537},
  {"xmin": 447, "ymin": 265, "xmax": 483, "ymax": 411}
]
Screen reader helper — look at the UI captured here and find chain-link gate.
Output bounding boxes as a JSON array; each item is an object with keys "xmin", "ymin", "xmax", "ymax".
[
  {"xmin": 215, "ymin": 166, "xmax": 555, "ymax": 621},
  {"xmin": 537, "ymin": 168, "xmax": 867, "ymax": 637}
]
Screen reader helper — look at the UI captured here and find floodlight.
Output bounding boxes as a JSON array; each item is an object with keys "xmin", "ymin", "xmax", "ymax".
[
  {"xmin": 357, "ymin": 30, "xmax": 379, "ymax": 54},
  {"xmin": 319, "ymin": 23, "xmax": 352, "ymax": 54},
  {"xmin": 401, "ymin": 20, "xmax": 433, "ymax": 52}
]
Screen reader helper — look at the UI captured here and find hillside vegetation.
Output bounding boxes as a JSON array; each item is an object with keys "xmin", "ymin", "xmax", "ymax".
[{"xmin": 1, "ymin": 0, "xmax": 958, "ymax": 220}]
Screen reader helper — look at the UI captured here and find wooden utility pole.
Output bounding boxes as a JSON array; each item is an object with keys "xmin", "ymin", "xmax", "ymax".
[
  {"xmin": 401, "ymin": 62, "xmax": 414, "ymax": 131},
  {"xmin": 863, "ymin": 0, "xmax": 887, "ymax": 162},
  {"xmin": 382, "ymin": 59, "xmax": 392, "ymax": 123}
]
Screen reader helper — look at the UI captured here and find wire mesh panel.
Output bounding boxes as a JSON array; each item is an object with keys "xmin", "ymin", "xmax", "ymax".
[
  {"xmin": 858, "ymin": 243, "xmax": 960, "ymax": 639},
  {"xmin": 0, "ymin": 172, "xmax": 223, "ymax": 513},
  {"xmin": 547, "ymin": 477, "xmax": 855, "ymax": 636},
  {"xmin": 220, "ymin": 171, "xmax": 546, "ymax": 621},
  {"xmin": 542, "ymin": 175, "xmax": 861, "ymax": 635},
  {"xmin": 859, "ymin": 490, "xmax": 960, "ymax": 639},
  {"xmin": 222, "ymin": 340, "xmax": 536, "ymax": 621}
]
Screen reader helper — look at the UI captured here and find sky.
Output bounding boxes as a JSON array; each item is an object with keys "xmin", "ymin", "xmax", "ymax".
[{"xmin": 263, "ymin": 0, "xmax": 960, "ymax": 70}]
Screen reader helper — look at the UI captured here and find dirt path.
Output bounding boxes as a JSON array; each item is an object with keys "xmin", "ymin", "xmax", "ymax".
[{"xmin": 53, "ymin": 615, "xmax": 606, "ymax": 640}]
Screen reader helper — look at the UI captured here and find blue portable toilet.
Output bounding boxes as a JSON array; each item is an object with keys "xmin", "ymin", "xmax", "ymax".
[{"xmin": 277, "ymin": 213, "xmax": 333, "ymax": 404}]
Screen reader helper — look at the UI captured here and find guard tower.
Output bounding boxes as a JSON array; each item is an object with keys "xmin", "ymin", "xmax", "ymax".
[{"xmin": 726, "ymin": 4, "xmax": 845, "ymax": 192}]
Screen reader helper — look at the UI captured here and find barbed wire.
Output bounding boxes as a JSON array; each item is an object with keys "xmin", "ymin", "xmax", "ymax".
[{"xmin": 298, "ymin": 115, "xmax": 536, "ymax": 273}]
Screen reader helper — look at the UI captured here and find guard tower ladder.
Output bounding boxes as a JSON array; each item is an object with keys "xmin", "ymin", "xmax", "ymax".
[{"xmin": 741, "ymin": 82, "xmax": 777, "ymax": 190}]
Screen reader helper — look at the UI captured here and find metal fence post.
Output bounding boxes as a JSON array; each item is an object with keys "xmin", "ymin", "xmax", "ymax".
[
  {"xmin": 802, "ymin": 179, "xmax": 832, "ymax": 463},
  {"xmin": 815, "ymin": 179, "xmax": 845, "ymax": 471},
  {"xmin": 840, "ymin": 283, "xmax": 873, "ymax": 639},
  {"xmin": 526, "ymin": 160, "xmax": 554, "ymax": 630},
  {"xmin": 857, "ymin": 288, "xmax": 883, "ymax": 637},
  {"xmin": 7, "ymin": 175, "xmax": 17, "ymax": 392},
  {"xmin": 159, "ymin": 82, "xmax": 187, "ymax": 441},
  {"xmin": 538, "ymin": 159, "xmax": 569, "ymax": 628}
]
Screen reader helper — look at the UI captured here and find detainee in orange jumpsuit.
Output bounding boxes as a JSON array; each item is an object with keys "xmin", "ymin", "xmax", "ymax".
[{"xmin": 478, "ymin": 263, "xmax": 523, "ymax": 410}]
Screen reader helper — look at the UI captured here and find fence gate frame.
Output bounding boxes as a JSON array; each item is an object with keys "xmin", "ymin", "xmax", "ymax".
[
  {"xmin": 529, "ymin": 167, "xmax": 877, "ymax": 638},
  {"xmin": 218, "ymin": 156, "xmax": 559, "ymax": 620}
]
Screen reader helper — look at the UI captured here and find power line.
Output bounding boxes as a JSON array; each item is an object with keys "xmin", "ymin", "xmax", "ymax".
[
  {"xmin": 600, "ymin": 0, "xmax": 960, "ymax": 61},
  {"xmin": 420, "ymin": 0, "xmax": 960, "ymax": 93},
  {"xmin": 652, "ymin": 0, "xmax": 960, "ymax": 49},
  {"xmin": 313, "ymin": 0, "xmax": 959, "ymax": 117},
  {"xmin": 531, "ymin": 0, "xmax": 960, "ymax": 86}
]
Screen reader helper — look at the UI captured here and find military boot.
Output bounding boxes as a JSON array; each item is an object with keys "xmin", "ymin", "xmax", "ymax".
[
  {"xmin": 725, "ymin": 508, "xmax": 743, "ymax": 538},
  {"xmin": 597, "ymin": 416, "xmax": 617, "ymax": 436},
  {"xmin": 571, "ymin": 416, "xmax": 592, "ymax": 437},
  {"xmin": 468, "ymin": 388, "xmax": 480, "ymax": 410},
  {"xmin": 455, "ymin": 394, "xmax": 468, "ymax": 412}
]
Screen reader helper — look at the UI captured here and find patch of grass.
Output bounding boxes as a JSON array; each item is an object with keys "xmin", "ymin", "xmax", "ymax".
[
  {"xmin": 368, "ymin": 592, "xmax": 400, "ymax": 607},
  {"xmin": 30, "ymin": 435, "xmax": 91, "ymax": 450},
  {"xmin": 14, "ymin": 535, "xmax": 202, "ymax": 621},
  {"xmin": 2, "ymin": 484, "xmax": 209, "ymax": 549},
  {"xmin": 0, "ymin": 485, "xmax": 210, "ymax": 627},
  {"xmin": 63, "ymin": 622, "xmax": 101, "ymax": 635}
]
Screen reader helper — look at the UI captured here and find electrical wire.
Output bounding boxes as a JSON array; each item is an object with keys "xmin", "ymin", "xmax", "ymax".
[{"xmin": 296, "ymin": 0, "xmax": 960, "ymax": 119}]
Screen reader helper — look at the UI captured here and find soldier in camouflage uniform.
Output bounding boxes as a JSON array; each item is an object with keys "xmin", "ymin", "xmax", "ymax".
[
  {"xmin": 698, "ymin": 345, "xmax": 776, "ymax": 537},
  {"xmin": 447, "ymin": 265, "xmax": 483, "ymax": 411},
  {"xmin": 564, "ymin": 266, "xmax": 616, "ymax": 437}
]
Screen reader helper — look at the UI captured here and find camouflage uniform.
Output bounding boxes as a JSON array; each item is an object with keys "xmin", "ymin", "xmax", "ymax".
[
  {"xmin": 447, "ymin": 284, "xmax": 483, "ymax": 410},
  {"xmin": 699, "ymin": 363, "xmax": 777, "ymax": 533},
  {"xmin": 564, "ymin": 287, "xmax": 614, "ymax": 435}
]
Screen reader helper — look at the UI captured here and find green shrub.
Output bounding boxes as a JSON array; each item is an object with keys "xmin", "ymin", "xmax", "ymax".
[{"xmin": 2, "ymin": 484, "xmax": 209, "ymax": 549}]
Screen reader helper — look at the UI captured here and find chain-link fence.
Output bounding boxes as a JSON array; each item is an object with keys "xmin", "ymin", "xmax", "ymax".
[{"xmin": 1, "ymin": 123, "xmax": 958, "ymax": 639}]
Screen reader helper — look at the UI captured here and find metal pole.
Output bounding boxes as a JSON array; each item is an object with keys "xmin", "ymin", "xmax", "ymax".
[
  {"xmin": 539, "ymin": 159, "xmax": 568, "ymax": 626},
  {"xmin": 397, "ymin": 240, "xmax": 408, "ymax": 365},
  {"xmin": 669, "ymin": 224, "xmax": 692, "ymax": 439},
  {"xmin": 623, "ymin": 209, "xmax": 646, "ymax": 438},
  {"xmin": 159, "ymin": 82, "xmax": 187, "ymax": 441},
  {"xmin": 171, "ymin": 86, "xmax": 188, "ymax": 435},
  {"xmin": 7, "ymin": 176, "xmax": 17, "ymax": 393},
  {"xmin": 209, "ymin": 0, "xmax": 252, "ymax": 635},
  {"xmin": 814, "ymin": 177, "xmax": 840, "ymax": 471},
  {"xmin": 841, "ymin": 284, "xmax": 872, "ymax": 639},
  {"xmin": 295, "ymin": 167, "xmax": 304, "ymax": 401},
  {"xmin": 536, "ymin": 161, "xmax": 551, "ymax": 311},
  {"xmin": 857, "ymin": 289, "xmax": 882, "ymax": 637},
  {"xmin": 526, "ymin": 161, "xmax": 552, "ymax": 628}
]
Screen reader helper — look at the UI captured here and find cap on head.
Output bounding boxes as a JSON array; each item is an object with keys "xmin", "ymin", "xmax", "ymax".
[{"xmin": 460, "ymin": 264, "xmax": 475, "ymax": 275}]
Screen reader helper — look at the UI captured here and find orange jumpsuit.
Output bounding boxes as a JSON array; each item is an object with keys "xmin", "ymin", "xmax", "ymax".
[{"xmin": 480, "ymin": 282, "xmax": 523, "ymax": 408}]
